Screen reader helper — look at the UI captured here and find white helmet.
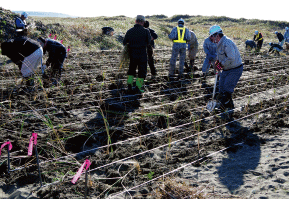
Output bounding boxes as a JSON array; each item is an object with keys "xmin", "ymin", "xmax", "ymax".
[
  {"xmin": 21, "ymin": 12, "xmax": 28, "ymax": 18},
  {"xmin": 255, "ymin": 30, "xmax": 258, "ymax": 35},
  {"xmin": 178, "ymin": 18, "xmax": 185, "ymax": 24},
  {"xmin": 209, "ymin": 25, "xmax": 222, "ymax": 36}
]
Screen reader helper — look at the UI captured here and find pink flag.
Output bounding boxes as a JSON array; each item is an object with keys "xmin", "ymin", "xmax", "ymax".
[
  {"xmin": 28, "ymin": 133, "xmax": 37, "ymax": 156},
  {"xmin": 0, "ymin": 141, "xmax": 12, "ymax": 156},
  {"xmin": 49, "ymin": 33, "xmax": 52, "ymax": 38},
  {"xmin": 53, "ymin": 35, "xmax": 57, "ymax": 40},
  {"xmin": 71, "ymin": 159, "xmax": 91, "ymax": 184},
  {"xmin": 67, "ymin": 46, "xmax": 71, "ymax": 52},
  {"xmin": 60, "ymin": 40, "xmax": 63, "ymax": 44}
]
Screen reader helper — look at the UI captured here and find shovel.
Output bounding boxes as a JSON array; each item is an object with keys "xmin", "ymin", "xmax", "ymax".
[{"xmin": 207, "ymin": 73, "xmax": 219, "ymax": 112}]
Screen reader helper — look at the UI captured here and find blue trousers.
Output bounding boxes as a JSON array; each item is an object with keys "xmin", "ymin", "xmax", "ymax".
[
  {"xmin": 169, "ymin": 45, "xmax": 186, "ymax": 76},
  {"xmin": 219, "ymin": 65, "xmax": 243, "ymax": 94}
]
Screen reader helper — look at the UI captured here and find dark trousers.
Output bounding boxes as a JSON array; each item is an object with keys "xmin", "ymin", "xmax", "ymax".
[
  {"xmin": 257, "ymin": 40, "xmax": 263, "ymax": 50},
  {"xmin": 127, "ymin": 48, "xmax": 148, "ymax": 79},
  {"xmin": 51, "ymin": 53, "xmax": 66, "ymax": 77},
  {"xmin": 147, "ymin": 45, "xmax": 156, "ymax": 75}
]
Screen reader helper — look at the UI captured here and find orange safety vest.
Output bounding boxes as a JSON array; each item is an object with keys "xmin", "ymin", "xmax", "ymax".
[{"xmin": 173, "ymin": 27, "xmax": 186, "ymax": 43}]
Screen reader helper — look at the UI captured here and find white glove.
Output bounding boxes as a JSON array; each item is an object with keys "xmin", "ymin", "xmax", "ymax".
[{"xmin": 41, "ymin": 64, "xmax": 47, "ymax": 74}]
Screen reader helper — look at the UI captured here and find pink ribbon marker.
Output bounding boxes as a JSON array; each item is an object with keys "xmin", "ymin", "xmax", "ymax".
[
  {"xmin": 53, "ymin": 35, "xmax": 57, "ymax": 40},
  {"xmin": 28, "ymin": 133, "xmax": 37, "ymax": 156},
  {"xmin": 60, "ymin": 40, "xmax": 63, "ymax": 44},
  {"xmin": 67, "ymin": 46, "xmax": 71, "ymax": 53},
  {"xmin": 0, "ymin": 141, "xmax": 12, "ymax": 156},
  {"xmin": 71, "ymin": 159, "xmax": 91, "ymax": 184},
  {"xmin": 49, "ymin": 33, "xmax": 52, "ymax": 38}
]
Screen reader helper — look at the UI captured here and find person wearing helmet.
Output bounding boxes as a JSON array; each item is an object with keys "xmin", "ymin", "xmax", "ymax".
[
  {"xmin": 268, "ymin": 42, "xmax": 283, "ymax": 55},
  {"xmin": 1, "ymin": 36, "xmax": 43, "ymax": 88},
  {"xmin": 209, "ymin": 25, "xmax": 243, "ymax": 112},
  {"xmin": 275, "ymin": 31, "xmax": 285, "ymax": 46},
  {"xmin": 37, "ymin": 37, "xmax": 67, "ymax": 82},
  {"xmin": 15, "ymin": 12, "xmax": 28, "ymax": 30},
  {"xmin": 253, "ymin": 30, "xmax": 263, "ymax": 52},
  {"xmin": 202, "ymin": 34, "xmax": 217, "ymax": 77},
  {"xmin": 168, "ymin": 18, "xmax": 191, "ymax": 80},
  {"xmin": 245, "ymin": 40, "xmax": 256, "ymax": 50},
  {"xmin": 184, "ymin": 29, "xmax": 198, "ymax": 74}
]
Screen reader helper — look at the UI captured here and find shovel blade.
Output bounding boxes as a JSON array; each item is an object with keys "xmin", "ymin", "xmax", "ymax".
[{"xmin": 207, "ymin": 100, "xmax": 217, "ymax": 112}]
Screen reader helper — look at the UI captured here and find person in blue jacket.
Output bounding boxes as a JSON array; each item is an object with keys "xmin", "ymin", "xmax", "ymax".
[
  {"xmin": 15, "ymin": 12, "xmax": 28, "ymax": 30},
  {"xmin": 202, "ymin": 35, "xmax": 217, "ymax": 77},
  {"xmin": 168, "ymin": 18, "xmax": 191, "ymax": 80}
]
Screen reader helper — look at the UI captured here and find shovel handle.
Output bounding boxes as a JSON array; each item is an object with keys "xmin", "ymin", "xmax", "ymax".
[{"xmin": 212, "ymin": 73, "xmax": 218, "ymax": 99}]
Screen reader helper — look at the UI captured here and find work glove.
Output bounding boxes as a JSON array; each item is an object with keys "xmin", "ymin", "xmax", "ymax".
[{"xmin": 215, "ymin": 60, "xmax": 223, "ymax": 71}]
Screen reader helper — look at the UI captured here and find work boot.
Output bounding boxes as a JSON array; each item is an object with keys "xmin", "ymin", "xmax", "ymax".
[
  {"xmin": 219, "ymin": 92, "xmax": 234, "ymax": 111},
  {"xmin": 136, "ymin": 78, "xmax": 145, "ymax": 93}
]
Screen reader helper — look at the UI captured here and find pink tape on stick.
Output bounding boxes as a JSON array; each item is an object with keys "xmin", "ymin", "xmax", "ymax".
[
  {"xmin": 28, "ymin": 133, "xmax": 37, "ymax": 156},
  {"xmin": 0, "ymin": 141, "xmax": 12, "ymax": 156},
  {"xmin": 67, "ymin": 46, "xmax": 71, "ymax": 52},
  {"xmin": 60, "ymin": 40, "xmax": 63, "ymax": 44},
  {"xmin": 49, "ymin": 33, "xmax": 52, "ymax": 38},
  {"xmin": 53, "ymin": 35, "xmax": 57, "ymax": 40},
  {"xmin": 71, "ymin": 159, "xmax": 91, "ymax": 184}
]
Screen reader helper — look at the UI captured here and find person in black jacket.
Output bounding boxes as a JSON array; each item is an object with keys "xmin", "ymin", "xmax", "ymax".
[
  {"xmin": 268, "ymin": 42, "xmax": 283, "ymax": 55},
  {"xmin": 123, "ymin": 15, "xmax": 151, "ymax": 93},
  {"xmin": 144, "ymin": 20, "xmax": 158, "ymax": 79},
  {"xmin": 275, "ymin": 31, "xmax": 285, "ymax": 46},
  {"xmin": 37, "ymin": 37, "xmax": 67, "ymax": 79},
  {"xmin": 1, "ymin": 36, "xmax": 43, "ymax": 86},
  {"xmin": 253, "ymin": 30, "xmax": 263, "ymax": 51}
]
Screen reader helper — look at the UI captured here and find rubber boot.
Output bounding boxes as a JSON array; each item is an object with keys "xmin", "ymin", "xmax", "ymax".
[
  {"xmin": 219, "ymin": 92, "xmax": 234, "ymax": 110},
  {"xmin": 136, "ymin": 78, "xmax": 145, "ymax": 93},
  {"xmin": 127, "ymin": 75, "xmax": 134, "ymax": 93}
]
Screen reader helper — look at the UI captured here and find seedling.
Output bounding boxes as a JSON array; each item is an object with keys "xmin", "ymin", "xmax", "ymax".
[{"xmin": 147, "ymin": 171, "xmax": 154, "ymax": 180}]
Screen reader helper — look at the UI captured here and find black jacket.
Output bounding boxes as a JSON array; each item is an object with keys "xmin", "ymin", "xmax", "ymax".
[
  {"xmin": 147, "ymin": 28, "xmax": 158, "ymax": 48},
  {"xmin": 277, "ymin": 33, "xmax": 284, "ymax": 42},
  {"xmin": 44, "ymin": 39, "xmax": 66, "ymax": 64},
  {"xmin": 269, "ymin": 43, "xmax": 283, "ymax": 52},
  {"xmin": 1, "ymin": 36, "xmax": 41, "ymax": 66},
  {"xmin": 123, "ymin": 24, "xmax": 151, "ymax": 49}
]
